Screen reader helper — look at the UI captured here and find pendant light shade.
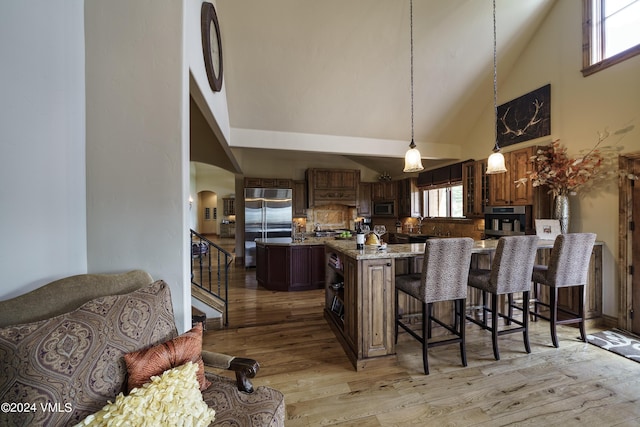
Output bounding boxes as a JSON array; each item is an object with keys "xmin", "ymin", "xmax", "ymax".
[
  {"xmin": 403, "ymin": 0, "xmax": 424, "ymax": 173},
  {"xmin": 403, "ymin": 140, "xmax": 424, "ymax": 172},
  {"xmin": 486, "ymin": 151, "xmax": 507, "ymax": 174},
  {"xmin": 486, "ymin": 0, "xmax": 507, "ymax": 175}
]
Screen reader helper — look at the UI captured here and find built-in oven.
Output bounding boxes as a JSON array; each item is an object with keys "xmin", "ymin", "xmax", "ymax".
[
  {"xmin": 484, "ymin": 205, "xmax": 532, "ymax": 238},
  {"xmin": 373, "ymin": 200, "xmax": 395, "ymax": 217}
]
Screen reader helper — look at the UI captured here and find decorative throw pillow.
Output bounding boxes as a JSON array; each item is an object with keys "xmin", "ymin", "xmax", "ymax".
[
  {"xmin": 124, "ymin": 322, "xmax": 211, "ymax": 392},
  {"xmin": 0, "ymin": 280, "xmax": 177, "ymax": 427},
  {"xmin": 75, "ymin": 361, "xmax": 215, "ymax": 427}
]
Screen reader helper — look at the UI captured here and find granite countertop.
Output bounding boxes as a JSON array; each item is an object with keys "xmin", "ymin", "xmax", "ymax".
[
  {"xmin": 255, "ymin": 236, "xmax": 347, "ymax": 246},
  {"xmin": 324, "ymin": 240, "xmax": 427, "ymax": 260},
  {"xmin": 324, "ymin": 238, "xmax": 602, "ymax": 260},
  {"xmin": 258, "ymin": 236, "xmax": 603, "ymax": 256}
]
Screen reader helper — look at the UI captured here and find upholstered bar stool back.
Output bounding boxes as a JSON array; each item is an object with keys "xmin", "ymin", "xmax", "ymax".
[
  {"xmin": 466, "ymin": 235, "xmax": 539, "ymax": 360},
  {"xmin": 531, "ymin": 233, "xmax": 596, "ymax": 347},
  {"xmin": 395, "ymin": 237, "xmax": 474, "ymax": 375}
]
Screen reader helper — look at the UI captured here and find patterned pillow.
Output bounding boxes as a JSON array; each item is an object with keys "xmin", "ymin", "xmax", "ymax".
[
  {"xmin": 75, "ymin": 361, "xmax": 215, "ymax": 427},
  {"xmin": 0, "ymin": 280, "xmax": 177, "ymax": 427},
  {"xmin": 124, "ymin": 322, "xmax": 211, "ymax": 392}
]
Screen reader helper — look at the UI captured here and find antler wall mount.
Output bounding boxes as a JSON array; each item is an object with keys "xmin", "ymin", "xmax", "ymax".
[{"xmin": 496, "ymin": 84, "xmax": 551, "ymax": 147}]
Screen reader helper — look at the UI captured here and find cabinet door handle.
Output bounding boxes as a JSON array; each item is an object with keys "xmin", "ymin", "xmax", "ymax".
[{"xmin": 386, "ymin": 263, "xmax": 392, "ymax": 267}]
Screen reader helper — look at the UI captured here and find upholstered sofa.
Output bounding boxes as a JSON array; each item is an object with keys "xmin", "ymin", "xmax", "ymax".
[{"xmin": 0, "ymin": 270, "xmax": 285, "ymax": 426}]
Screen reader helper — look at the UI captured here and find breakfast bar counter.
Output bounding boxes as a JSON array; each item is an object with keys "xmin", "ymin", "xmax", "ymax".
[
  {"xmin": 325, "ymin": 238, "xmax": 560, "ymax": 259},
  {"xmin": 323, "ymin": 239, "xmax": 603, "ymax": 371}
]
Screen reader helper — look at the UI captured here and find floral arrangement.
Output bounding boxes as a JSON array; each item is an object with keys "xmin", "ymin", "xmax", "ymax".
[{"xmin": 516, "ymin": 125, "xmax": 634, "ymax": 196}]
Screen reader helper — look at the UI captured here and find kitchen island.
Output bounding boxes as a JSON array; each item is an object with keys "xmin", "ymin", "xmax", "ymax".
[
  {"xmin": 323, "ymin": 239, "xmax": 604, "ymax": 371},
  {"xmin": 255, "ymin": 237, "xmax": 331, "ymax": 291}
]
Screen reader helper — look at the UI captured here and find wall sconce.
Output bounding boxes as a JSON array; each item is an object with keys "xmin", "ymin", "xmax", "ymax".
[{"xmin": 189, "ymin": 196, "xmax": 193, "ymax": 210}]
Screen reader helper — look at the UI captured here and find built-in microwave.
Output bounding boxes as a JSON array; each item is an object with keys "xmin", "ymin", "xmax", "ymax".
[{"xmin": 373, "ymin": 200, "xmax": 395, "ymax": 216}]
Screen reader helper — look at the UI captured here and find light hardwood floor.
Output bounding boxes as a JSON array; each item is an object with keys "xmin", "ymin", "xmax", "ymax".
[{"xmin": 202, "ymin": 236, "xmax": 640, "ymax": 426}]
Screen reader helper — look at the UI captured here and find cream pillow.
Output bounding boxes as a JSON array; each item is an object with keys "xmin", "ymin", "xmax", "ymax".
[{"xmin": 75, "ymin": 362, "xmax": 215, "ymax": 427}]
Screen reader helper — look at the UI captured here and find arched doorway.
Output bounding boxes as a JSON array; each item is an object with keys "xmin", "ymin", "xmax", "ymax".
[{"xmin": 198, "ymin": 190, "xmax": 218, "ymax": 235}]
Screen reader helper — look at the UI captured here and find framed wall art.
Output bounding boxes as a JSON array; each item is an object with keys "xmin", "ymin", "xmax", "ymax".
[
  {"xmin": 535, "ymin": 219, "xmax": 561, "ymax": 240},
  {"xmin": 497, "ymin": 84, "xmax": 551, "ymax": 147}
]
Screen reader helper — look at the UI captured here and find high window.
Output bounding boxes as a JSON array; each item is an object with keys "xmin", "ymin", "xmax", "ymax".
[
  {"xmin": 582, "ymin": 0, "xmax": 640, "ymax": 76},
  {"xmin": 422, "ymin": 184, "xmax": 463, "ymax": 218}
]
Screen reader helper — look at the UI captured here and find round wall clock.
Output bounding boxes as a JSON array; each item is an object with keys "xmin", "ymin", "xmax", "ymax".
[{"xmin": 201, "ymin": 2, "xmax": 223, "ymax": 92}]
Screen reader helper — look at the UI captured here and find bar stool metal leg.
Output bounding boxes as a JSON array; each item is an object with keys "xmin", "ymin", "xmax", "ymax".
[
  {"xmin": 491, "ymin": 293, "xmax": 500, "ymax": 360},
  {"xmin": 458, "ymin": 299, "xmax": 467, "ymax": 368},
  {"xmin": 522, "ymin": 291, "xmax": 531, "ymax": 353},
  {"xmin": 423, "ymin": 302, "xmax": 430, "ymax": 375},
  {"xmin": 550, "ymin": 287, "xmax": 559, "ymax": 348}
]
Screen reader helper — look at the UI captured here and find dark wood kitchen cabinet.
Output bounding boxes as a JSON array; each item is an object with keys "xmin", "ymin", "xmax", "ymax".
[
  {"xmin": 371, "ymin": 181, "xmax": 396, "ymax": 200},
  {"xmin": 291, "ymin": 245, "xmax": 325, "ymax": 289},
  {"xmin": 293, "ymin": 180, "xmax": 307, "ymax": 216},
  {"xmin": 256, "ymin": 242, "xmax": 325, "ymax": 291},
  {"xmin": 222, "ymin": 198, "xmax": 235, "ymax": 216},
  {"xmin": 244, "ymin": 177, "xmax": 292, "ymax": 189},
  {"xmin": 357, "ymin": 182, "xmax": 372, "ymax": 216},
  {"xmin": 306, "ymin": 168, "xmax": 360, "ymax": 207},
  {"xmin": 488, "ymin": 146, "xmax": 535, "ymax": 206},
  {"xmin": 397, "ymin": 178, "xmax": 421, "ymax": 218},
  {"xmin": 256, "ymin": 245, "xmax": 288, "ymax": 289},
  {"xmin": 462, "ymin": 159, "xmax": 488, "ymax": 217},
  {"xmin": 313, "ymin": 169, "xmax": 359, "ymax": 189}
]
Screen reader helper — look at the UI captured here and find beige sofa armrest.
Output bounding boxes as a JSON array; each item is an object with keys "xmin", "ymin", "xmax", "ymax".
[{"xmin": 202, "ymin": 350, "xmax": 260, "ymax": 393}]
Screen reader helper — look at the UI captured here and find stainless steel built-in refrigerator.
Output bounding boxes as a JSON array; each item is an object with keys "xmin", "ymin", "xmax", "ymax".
[{"xmin": 244, "ymin": 188, "xmax": 293, "ymax": 267}]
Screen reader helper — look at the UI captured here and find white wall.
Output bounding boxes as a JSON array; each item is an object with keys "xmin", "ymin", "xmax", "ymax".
[
  {"xmin": 0, "ymin": 1, "xmax": 87, "ymax": 298},
  {"xmin": 190, "ymin": 166, "xmax": 198, "ymax": 230},
  {"xmin": 460, "ymin": 0, "xmax": 640, "ymax": 318},
  {"xmin": 188, "ymin": 0, "xmax": 232, "ymax": 151},
  {"xmin": 232, "ymin": 147, "xmax": 382, "ymax": 182},
  {"xmin": 85, "ymin": 0, "xmax": 191, "ymax": 332}
]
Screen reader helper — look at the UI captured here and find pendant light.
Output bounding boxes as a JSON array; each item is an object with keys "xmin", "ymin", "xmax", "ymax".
[
  {"xmin": 485, "ymin": 0, "xmax": 507, "ymax": 175},
  {"xmin": 403, "ymin": 0, "xmax": 424, "ymax": 173}
]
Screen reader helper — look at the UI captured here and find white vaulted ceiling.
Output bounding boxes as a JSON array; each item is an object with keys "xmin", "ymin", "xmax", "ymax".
[{"xmin": 213, "ymin": 0, "xmax": 557, "ymax": 175}]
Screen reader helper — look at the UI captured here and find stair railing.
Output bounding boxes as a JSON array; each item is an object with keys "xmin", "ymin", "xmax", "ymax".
[{"xmin": 190, "ymin": 229, "xmax": 232, "ymax": 326}]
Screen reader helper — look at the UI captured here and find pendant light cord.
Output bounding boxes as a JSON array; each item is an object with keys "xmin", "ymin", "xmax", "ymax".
[
  {"xmin": 410, "ymin": 0, "xmax": 415, "ymax": 147},
  {"xmin": 493, "ymin": 0, "xmax": 499, "ymax": 151},
  {"xmin": 403, "ymin": 0, "xmax": 423, "ymax": 172}
]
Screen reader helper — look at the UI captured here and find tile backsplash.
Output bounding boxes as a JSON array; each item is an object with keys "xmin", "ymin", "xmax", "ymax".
[
  {"xmin": 306, "ymin": 205, "xmax": 357, "ymax": 231},
  {"xmin": 298, "ymin": 205, "xmax": 485, "ymax": 239},
  {"xmin": 399, "ymin": 217, "xmax": 485, "ymax": 240}
]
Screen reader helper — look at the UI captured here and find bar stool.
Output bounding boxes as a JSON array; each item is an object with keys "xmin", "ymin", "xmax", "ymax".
[
  {"xmin": 531, "ymin": 233, "xmax": 596, "ymax": 347},
  {"xmin": 395, "ymin": 237, "xmax": 474, "ymax": 375},
  {"xmin": 466, "ymin": 235, "xmax": 539, "ymax": 361}
]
